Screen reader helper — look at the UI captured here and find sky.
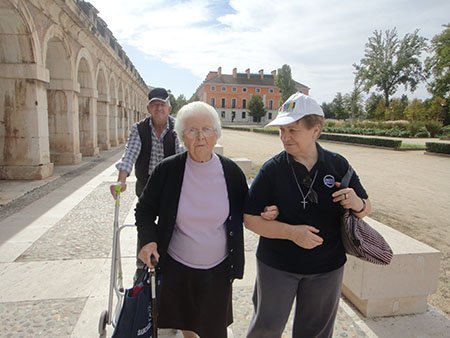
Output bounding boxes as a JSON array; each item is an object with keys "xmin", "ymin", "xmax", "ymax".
[{"xmin": 86, "ymin": 0, "xmax": 449, "ymax": 103}]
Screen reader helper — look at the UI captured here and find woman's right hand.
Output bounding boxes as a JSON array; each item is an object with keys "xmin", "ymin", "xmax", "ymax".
[
  {"xmin": 288, "ymin": 225, "xmax": 323, "ymax": 249},
  {"xmin": 138, "ymin": 242, "xmax": 160, "ymax": 268}
]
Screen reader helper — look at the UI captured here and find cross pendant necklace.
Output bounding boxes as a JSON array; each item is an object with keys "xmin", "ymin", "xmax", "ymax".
[{"xmin": 291, "ymin": 165, "xmax": 318, "ymax": 209}]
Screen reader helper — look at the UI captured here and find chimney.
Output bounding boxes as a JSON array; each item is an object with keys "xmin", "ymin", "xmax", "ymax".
[
  {"xmin": 259, "ymin": 69, "xmax": 264, "ymax": 79},
  {"xmin": 232, "ymin": 67, "xmax": 237, "ymax": 78},
  {"xmin": 218, "ymin": 66, "xmax": 222, "ymax": 77},
  {"xmin": 245, "ymin": 68, "xmax": 250, "ymax": 79},
  {"xmin": 271, "ymin": 69, "xmax": 277, "ymax": 80}
]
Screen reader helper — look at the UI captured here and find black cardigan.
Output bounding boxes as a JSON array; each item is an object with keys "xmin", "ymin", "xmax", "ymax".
[{"xmin": 135, "ymin": 151, "xmax": 248, "ymax": 281}]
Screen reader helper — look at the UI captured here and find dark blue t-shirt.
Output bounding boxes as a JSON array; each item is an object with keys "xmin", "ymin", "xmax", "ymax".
[{"xmin": 245, "ymin": 143, "xmax": 368, "ymax": 274}]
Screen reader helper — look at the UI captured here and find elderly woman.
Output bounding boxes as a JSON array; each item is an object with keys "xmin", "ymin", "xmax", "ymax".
[
  {"xmin": 244, "ymin": 93, "xmax": 372, "ymax": 338},
  {"xmin": 135, "ymin": 101, "xmax": 276, "ymax": 338}
]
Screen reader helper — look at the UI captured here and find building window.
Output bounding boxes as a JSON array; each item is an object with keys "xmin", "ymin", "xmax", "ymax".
[
  {"xmin": 232, "ymin": 87, "xmax": 237, "ymax": 92},
  {"xmin": 256, "ymin": 88, "xmax": 261, "ymax": 93},
  {"xmin": 269, "ymin": 88, "xmax": 274, "ymax": 93},
  {"xmin": 242, "ymin": 99, "xmax": 247, "ymax": 109},
  {"xmin": 269, "ymin": 100, "xmax": 273, "ymax": 110},
  {"xmin": 211, "ymin": 86, "xmax": 216, "ymax": 91},
  {"xmin": 242, "ymin": 87, "xmax": 247, "ymax": 92},
  {"xmin": 210, "ymin": 98, "xmax": 215, "ymax": 107},
  {"xmin": 242, "ymin": 111, "xmax": 246, "ymax": 119},
  {"xmin": 231, "ymin": 98, "xmax": 236, "ymax": 109},
  {"xmin": 268, "ymin": 112, "xmax": 272, "ymax": 119},
  {"xmin": 221, "ymin": 111, "xmax": 225, "ymax": 118},
  {"xmin": 221, "ymin": 98, "xmax": 226, "ymax": 108},
  {"xmin": 231, "ymin": 111, "xmax": 236, "ymax": 122},
  {"xmin": 221, "ymin": 86, "xmax": 226, "ymax": 91}
]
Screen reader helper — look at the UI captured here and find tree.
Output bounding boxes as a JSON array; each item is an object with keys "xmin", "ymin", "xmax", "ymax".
[
  {"xmin": 321, "ymin": 102, "xmax": 335, "ymax": 119},
  {"xmin": 354, "ymin": 28, "xmax": 427, "ymax": 108},
  {"xmin": 404, "ymin": 98, "xmax": 428, "ymax": 121},
  {"xmin": 248, "ymin": 95, "xmax": 267, "ymax": 123},
  {"xmin": 172, "ymin": 94, "xmax": 188, "ymax": 114},
  {"xmin": 386, "ymin": 97, "xmax": 408, "ymax": 120},
  {"xmin": 425, "ymin": 24, "xmax": 450, "ymax": 100},
  {"xmin": 329, "ymin": 93, "xmax": 348, "ymax": 120},
  {"xmin": 275, "ymin": 64, "xmax": 297, "ymax": 103},
  {"xmin": 346, "ymin": 83, "xmax": 365, "ymax": 120},
  {"xmin": 365, "ymin": 93, "xmax": 384, "ymax": 120}
]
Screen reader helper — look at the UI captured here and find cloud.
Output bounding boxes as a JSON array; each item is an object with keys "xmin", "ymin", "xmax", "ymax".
[{"xmin": 88, "ymin": 0, "xmax": 450, "ymax": 102}]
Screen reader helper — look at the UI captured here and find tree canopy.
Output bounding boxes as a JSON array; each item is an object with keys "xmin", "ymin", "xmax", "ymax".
[
  {"xmin": 275, "ymin": 64, "xmax": 297, "ymax": 103},
  {"xmin": 247, "ymin": 95, "xmax": 266, "ymax": 122},
  {"xmin": 353, "ymin": 28, "xmax": 427, "ymax": 108},
  {"xmin": 425, "ymin": 24, "xmax": 450, "ymax": 100}
]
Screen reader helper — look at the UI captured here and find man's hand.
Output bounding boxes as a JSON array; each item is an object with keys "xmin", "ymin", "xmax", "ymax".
[
  {"xmin": 138, "ymin": 242, "xmax": 159, "ymax": 268},
  {"xmin": 288, "ymin": 225, "xmax": 323, "ymax": 249},
  {"xmin": 109, "ymin": 182, "xmax": 127, "ymax": 199}
]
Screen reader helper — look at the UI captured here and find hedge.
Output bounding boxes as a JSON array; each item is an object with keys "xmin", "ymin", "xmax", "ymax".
[
  {"xmin": 319, "ymin": 133, "xmax": 402, "ymax": 149},
  {"xmin": 251, "ymin": 129, "xmax": 403, "ymax": 149},
  {"xmin": 425, "ymin": 142, "xmax": 450, "ymax": 155}
]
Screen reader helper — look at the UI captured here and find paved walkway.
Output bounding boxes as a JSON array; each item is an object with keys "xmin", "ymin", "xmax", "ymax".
[{"xmin": 0, "ymin": 134, "xmax": 449, "ymax": 337}]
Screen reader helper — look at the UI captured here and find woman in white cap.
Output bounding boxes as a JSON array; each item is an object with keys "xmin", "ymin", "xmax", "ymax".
[{"xmin": 244, "ymin": 93, "xmax": 372, "ymax": 338}]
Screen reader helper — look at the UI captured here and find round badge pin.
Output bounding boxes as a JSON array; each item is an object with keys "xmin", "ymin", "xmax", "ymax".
[{"xmin": 323, "ymin": 174, "xmax": 335, "ymax": 188}]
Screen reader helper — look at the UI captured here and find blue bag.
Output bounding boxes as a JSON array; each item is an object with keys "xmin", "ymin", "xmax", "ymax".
[{"xmin": 112, "ymin": 269, "xmax": 159, "ymax": 338}]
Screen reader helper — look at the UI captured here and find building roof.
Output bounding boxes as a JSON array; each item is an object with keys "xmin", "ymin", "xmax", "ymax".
[{"xmin": 202, "ymin": 72, "xmax": 310, "ymax": 90}]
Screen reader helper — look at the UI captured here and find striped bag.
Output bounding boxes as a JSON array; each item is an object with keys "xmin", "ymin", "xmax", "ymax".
[{"xmin": 340, "ymin": 166, "xmax": 393, "ymax": 265}]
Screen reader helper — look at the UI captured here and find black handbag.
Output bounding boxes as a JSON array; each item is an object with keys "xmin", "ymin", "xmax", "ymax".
[
  {"xmin": 112, "ymin": 268, "xmax": 159, "ymax": 338},
  {"xmin": 340, "ymin": 166, "xmax": 393, "ymax": 265}
]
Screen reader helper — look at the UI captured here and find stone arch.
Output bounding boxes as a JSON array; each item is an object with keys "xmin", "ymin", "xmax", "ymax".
[
  {"xmin": 0, "ymin": 0, "xmax": 54, "ymax": 179},
  {"xmin": 0, "ymin": 0, "xmax": 39, "ymax": 63},
  {"xmin": 43, "ymin": 24, "xmax": 81, "ymax": 164},
  {"xmin": 76, "ymin": 48, "xmax": 98, "ymax": 156},
  {"xmin": 96, "ymin": 61, "xmax": 110, "ymax": 149}
]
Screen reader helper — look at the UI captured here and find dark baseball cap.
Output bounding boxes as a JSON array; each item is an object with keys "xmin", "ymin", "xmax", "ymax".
[{"xmin": 148, "ymin": 87, "xmax": 169, "ymax": 103}]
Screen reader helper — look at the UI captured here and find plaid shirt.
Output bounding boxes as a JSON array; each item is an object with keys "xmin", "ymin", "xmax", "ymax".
[{"xmin": 115, "ymin": 116, "xmax": 184, "ymax": 176}]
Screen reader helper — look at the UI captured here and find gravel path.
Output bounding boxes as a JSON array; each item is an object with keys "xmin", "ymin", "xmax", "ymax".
[{"xmin": 218, "ymin": 128, "xmax": 450, "ymax": 316}]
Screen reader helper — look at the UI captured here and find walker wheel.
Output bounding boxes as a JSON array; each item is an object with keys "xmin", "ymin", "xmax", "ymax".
[{"xmin": 98, "ymin": 310, "xmax": 108, "ymax": 335}]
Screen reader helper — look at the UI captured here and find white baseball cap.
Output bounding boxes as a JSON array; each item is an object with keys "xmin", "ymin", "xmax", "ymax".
[{"xmin": 266, "ymin": 92, "xmax": 324, "ymax": 127}]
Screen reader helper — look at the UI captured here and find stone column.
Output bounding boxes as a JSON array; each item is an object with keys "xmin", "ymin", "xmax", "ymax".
[
  {"xmin": 78, "ymin": 88, "xmax": 99, "ymax": 156},
  {"xmin": 117, "ymin": 101, "xmax": 125, "ymax": 144},
  {"xmin": 109, "ymin": 99, "xmax": 119, "ymax": 147},
  {"xmin": 0, "ymin": 64, "xmax": 54, "ymax": 179},
  {"xmin": 46, "ymin": 79, "xmax": 82, "ymax": 164},
  {"xmin": 97, "ymin": 93, "xmax": 110, "ymax": 150}
]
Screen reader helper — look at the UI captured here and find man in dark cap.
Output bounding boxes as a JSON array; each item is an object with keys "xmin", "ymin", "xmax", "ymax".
[{"xmin": 111, "ymin": 87, "xmax": 184, "ymax": 277}]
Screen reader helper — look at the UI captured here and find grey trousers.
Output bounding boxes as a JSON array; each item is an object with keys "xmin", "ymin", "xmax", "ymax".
[{"xmin": 246, "ymin": 259, "xmax": 344, "ymax": 338}]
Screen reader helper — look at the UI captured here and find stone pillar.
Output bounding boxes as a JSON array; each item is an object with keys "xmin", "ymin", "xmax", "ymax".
[
  {"xmin": 78, "ymin": 88, "xmax": 99, "ymax": 156},
  {"xmin": 97, "ymin": 93, "xmax": 110, "ymax": 150},
  {"xmin": 47, "ymin": 83, "xmax": 82, "ymax": 164},
  {"xmin": 117, "ymin": 101, "xmax": 125, "ymax": 144},
  {"xmin": 0, "ymin": 64, "xmax": 54, "ymax": 179},
  {"xmin": 109, "ymin": 99, "xmax": 119, "ymax": 147}
]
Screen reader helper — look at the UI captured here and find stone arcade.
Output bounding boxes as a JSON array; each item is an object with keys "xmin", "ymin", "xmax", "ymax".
[{"xmin": 0, "ymin": 0, "xmax": 148, "ymax": 179}]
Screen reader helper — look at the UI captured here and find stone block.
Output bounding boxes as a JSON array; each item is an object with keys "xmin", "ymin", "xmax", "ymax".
[
  {"xmin": 342, "ymin": 217, "xmax": 441, "ymax": 317},
  {"xmin": 214, "ymin": 144, "xmax": 224, "ymax": 155},
  {"xmin": 231, "ymin": 157, "xmax": 252, "ymax": 176},
  {"xmin": 0, "ymin": 163, "xmax": 54, "ymax": 180}
]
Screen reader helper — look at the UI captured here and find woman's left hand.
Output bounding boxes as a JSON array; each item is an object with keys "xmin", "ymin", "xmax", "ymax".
[
  {"xmin": 261, "ymin": 205, "xmax": 279, "ymax": 220},
  {"xmin": 332, "ymin": 182, "xmax": 362, "ymax": 211}
]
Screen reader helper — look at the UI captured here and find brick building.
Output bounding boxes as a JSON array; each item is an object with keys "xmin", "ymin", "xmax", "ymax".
[{"xmin": 195, "ymin": 67, "xmax": 309, "ymax": 124}]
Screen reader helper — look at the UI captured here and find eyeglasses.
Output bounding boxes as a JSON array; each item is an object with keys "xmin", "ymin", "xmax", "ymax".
[{"xmin": 183, "ymin": 127, "xmax": 216, "ymax": 139}]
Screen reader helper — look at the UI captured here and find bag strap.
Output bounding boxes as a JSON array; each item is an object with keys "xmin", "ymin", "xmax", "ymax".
[{"xmin": 341, "ymin": 165, "xmax": 354, "ymax": 188}]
